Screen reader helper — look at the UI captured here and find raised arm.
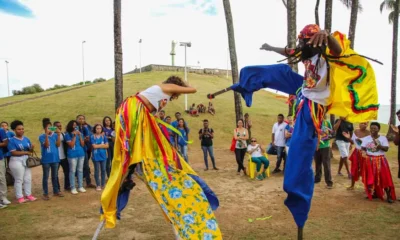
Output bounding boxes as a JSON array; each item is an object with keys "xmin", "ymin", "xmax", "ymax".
[
  {"xmin": 307, "ymin": 30, "xmax": 342, "ymax": 56},
  {"xmin": 160, "ymin": 84, "xmax": 197, "ymax": 94},
  {"xmin": 260, "ymin": 43, "xmax": 293, "ymax": 57}
]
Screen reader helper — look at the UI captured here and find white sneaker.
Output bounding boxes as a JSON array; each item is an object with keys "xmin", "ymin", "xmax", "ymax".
[
  {"xmin": 1, "ymin": 198, "xmax": 11, "ymax": 205},
  {"xmin": 96, "ymin": 186, "xmax": 102, "ymax": 191},
  {"xmin": 78, "ymin": 187, "xmax": 86, "ymax": 193},
  {"xmin": 0, "ymin": 203, "xmax": 7, "ymax": 209},
  {"xmin": 71, "ymin": 188, "xmax": 78, "ymax": 195}
]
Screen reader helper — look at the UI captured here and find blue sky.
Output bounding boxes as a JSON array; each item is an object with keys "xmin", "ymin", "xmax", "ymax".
[{"xmin": 0, "ymin": 0, "xmax": 397, "ymax": 114}]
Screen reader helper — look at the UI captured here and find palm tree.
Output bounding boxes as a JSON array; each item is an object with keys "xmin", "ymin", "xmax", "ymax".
[
  {"xmin": 222, "ymin": 0, "xmax": 243, "ymax": 122},
  {"xmin": 282, "ymin": 0, "xmax": 298, "ymax": 116},
  {"xmin": 315, "ymin": 0, "xmax": 321, "ymax": 25},
  {"xmin": 381, "ymin": 0, "xmax": 399, "ymax": 139},
  {"xmin": 114, "ymin": 0, "xmax": 123, "ymax": 110}
]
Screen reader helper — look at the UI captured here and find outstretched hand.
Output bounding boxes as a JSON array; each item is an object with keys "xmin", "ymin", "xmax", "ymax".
[
  {"xmin": 307, "ymin": 30, "xmax": 329, "ymax": 47},
  {"xmin": 260, "ymin": 43, "xmax": 273, "ymax": 51}
]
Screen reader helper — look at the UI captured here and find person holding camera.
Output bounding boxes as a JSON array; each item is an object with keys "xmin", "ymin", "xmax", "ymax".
[
  {"xmin": 8, "ymin": 120, "xmax": 37, "ymax": 203},
  {"xmin": 314, "ymin": 114, "xmax": 334, "ymax": 189},
  {"xmin": 65, "ymin": 120, "xmax": 86, "ymax": 195},
  {"xmin": 199, "ymin": 119, "xmax": 218, "ymax": 171}
]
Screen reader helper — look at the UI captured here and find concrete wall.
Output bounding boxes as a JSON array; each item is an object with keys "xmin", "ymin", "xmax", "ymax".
[{"xmin": 126, "ymin": 64, "xmax": 231, "ymax": 77}]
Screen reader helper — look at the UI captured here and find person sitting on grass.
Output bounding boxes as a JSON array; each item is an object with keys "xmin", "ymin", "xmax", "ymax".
[
  {"xmin": 189, "ymin": 103, "xmax": 199, "ymax": 117},
  {"xmin": 197, "ymin": 103, "xmax": 206, "ymax": 113},
  {"xmin": 208, "ymin": 102, "xmax": 215, "ymax": 115},
  {"xmin": 247, "ymin": 137, "xmax": 270, "ymax": 180}
]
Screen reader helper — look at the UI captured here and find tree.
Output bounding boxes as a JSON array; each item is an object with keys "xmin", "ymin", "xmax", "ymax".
[
  {"xmin": 222, "ymin": 0, "xmax": 243, "ymax": 122},
  {"xmin": 282, "ymin": 0, "xmax": 298, "ymax": 116},
  {"xmin": 315, "ymin": 0, "xmax": 321, "ymax": 25},
  {"xmin": 114, "ymin": 0, "xmax": 123, "ymax": 111},
  {"xmin": 380, "ymin": 0, "xmax": 399, "ymax": 139}
]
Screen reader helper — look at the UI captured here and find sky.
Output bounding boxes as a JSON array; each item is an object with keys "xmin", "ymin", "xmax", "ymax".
[{"xmin": 0, "ymin": 0, "xmax": 397, "ymax": 106}]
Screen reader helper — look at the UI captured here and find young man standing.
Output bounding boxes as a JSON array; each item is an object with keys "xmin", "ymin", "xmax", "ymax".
[
  {"xmin": 314, "ymin": 114, "xmax": 333, "ymax": 189},
  {"xmin": 285, "ymin": 115, "xmax": 294, "ymax": 155},
  {"xmin": 76, "ymin": 115, "xmax": 96, "ymax": 188},
  {"xmin": 199, "ymin": 119, "xmax": 218, "ymax": 171},
  {"xmin": 272, "ymin": 114, "xmax": 287, "ymax": 173},
  {"xmin": 334, "ymin": 117, "xmax": 354, "ymax": 178}
]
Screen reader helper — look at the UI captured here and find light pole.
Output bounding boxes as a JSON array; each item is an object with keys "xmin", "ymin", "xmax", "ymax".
[
  {"xmin": 179, "ymin": 41, "xmax": 191, "ymax": 111},
  {"xmin": 5, "ymin": 61, "xmax": 9, "ymax": 96},
  {"xmin": 139, "ymin": 39, "xmax": 142, "ymax": 73},
  {"xmin": 82, "ymin": 40, "xmax": 86, "ymax": 85}
]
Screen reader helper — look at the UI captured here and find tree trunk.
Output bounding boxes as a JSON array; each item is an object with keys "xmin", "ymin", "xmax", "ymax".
[
  {"xmin": 348, "ymin": 0, "xmax": 359, "ymax": 49},
  {"xmin": 222, "ymin": 0, "xmax": 243, "ymax": 122},
  {"xmin": 387, "ymin": 0, "xmax": 399, "ymax": 140},
  {"xmin": 315, "ymin": 0, "xmax": 320, "ymax": 26},
  {"xmin": 114, "ymin": 0, "xmax": 123, "ymax": 111},
  {"xmin": 324, "ymin": 0, "xmax": 335, "ymax": 127},
  {"xmin": 286, "ymin": 0, "xmax": 298, "ymax": 116}
]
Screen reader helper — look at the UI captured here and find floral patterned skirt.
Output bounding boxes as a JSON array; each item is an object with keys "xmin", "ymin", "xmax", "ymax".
[{"xmin": 100, "ymin": 95, "xmax": 222, "ymax": 239}]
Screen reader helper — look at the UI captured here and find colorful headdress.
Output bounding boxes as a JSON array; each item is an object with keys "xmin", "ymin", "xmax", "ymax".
[{"xmin": 298, "ymin": 24, "xmax": 321, "ymax": 39}]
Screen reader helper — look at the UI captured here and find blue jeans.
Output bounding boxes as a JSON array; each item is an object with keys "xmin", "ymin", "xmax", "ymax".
[
  {"xmin": 201, "ymin": 146, "xmax": 216, "ymax": 169},
  {"xmin": 42, "ymin": 163, "xmax": 60, "ymax": 195},
  {"xmin": 69, "ymin": 156, "xmax": 84, "ymax": 189},
  {"xmin": 83, "ymin": 152, "xmax": 92, "ymax": 185},
  {"xmin": 275, "ymin": 146, "xmax": 286, "ymax": 170},
  {"xmin": 94, "ymin": 160, "xmax": 106, "ymax": 187},
  {"xmin": 178, "ymin": 145, "xmax": 188, "ymax": 163}
]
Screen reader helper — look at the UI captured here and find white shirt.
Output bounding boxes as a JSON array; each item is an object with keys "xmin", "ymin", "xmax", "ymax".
[
  {"xmin": 58, "ymin": 133, "xmax": 66, "ymax": 160},
  {"xmin": 301, "ymin": 55, "xmax": 330, "ymax": 106},
  {"xmin": 272, "ymin": 122, "xmax": 287, "ymax": 147},
  {"xmin": 361, "ymin": 135, "xmax": 389, "ymax": 156},
  {"xmin": 247, "ymin": 144, "xmax": 263, "ymax": 158},
  {"xmin": 352, "ymin": 133, "xmax": 367, "ymax": 150},
  {"xmin": 140, "ymin": 85, "xmax": 170, "ymax": 114}
]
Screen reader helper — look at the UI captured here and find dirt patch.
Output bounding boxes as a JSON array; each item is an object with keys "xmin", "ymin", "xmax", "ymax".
[{"xmin": 0, "ymin": 148, "xmax": 399, "ymax": 240}]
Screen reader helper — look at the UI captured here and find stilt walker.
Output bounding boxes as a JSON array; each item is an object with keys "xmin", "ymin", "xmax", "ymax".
[{"xmin": 208, "ymin": 24, "xmax": 380, "ymax": 239}]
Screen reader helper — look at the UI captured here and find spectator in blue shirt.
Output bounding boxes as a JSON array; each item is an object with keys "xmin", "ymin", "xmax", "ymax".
[
  {"xmin": 171, "ymin": 112, "xmax": 188, "ymax": 129},
  {"xmin": 90, "ymin": 124, "xmax": 109, "ymax": 191},
  {"xmin": 0, "ymin": 127, "xmax": 10, "ymax": 208},
  {"xmin": 102, "ymin": 116, "xmax": 114, "ymax": 178},
  {"xmin": 54, "ymin": 121, "xmax": 70, "ymax": 191},
  {"xmin": 1, "ymin": 121, "xmax": 15, "ymax": 165},
  {"xmin": 8, "ymin": 120, "xmax": 37, "ymax": 203},
  {"xmin": 176, "ymin": 118, "xmax": 190, "ymax": 163},
  {"xmin": 284, "ymin": 116, "xmax": 294, "ymax": 155},
  {"xmin": 39, "ymin": 118, "xmax": 63, "ymax": 200},
  {"xmin": 76, "ymin": 115, "xmax": 95, "ymax": 188},
  {"xmin": 164, "ymin": 116, "xmax": 177, "ymax": 148},
  {"xmin": 65, "ymin": 120, "xmax": 86, "ymax": 195}
]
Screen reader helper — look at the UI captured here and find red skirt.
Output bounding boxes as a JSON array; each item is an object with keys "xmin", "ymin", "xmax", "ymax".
[
  {"xmin": 362, "ymin": 155, "xmax": 396, "ymax": 200},
  {"xmin": 349, "ymin": 148, "xmax": 364, "ymax": 182}
]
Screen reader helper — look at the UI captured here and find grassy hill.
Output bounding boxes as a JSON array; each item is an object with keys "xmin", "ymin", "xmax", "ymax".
[{"xmin": 0, "ymin": 71, "xmax": 291, "ymax": 151}]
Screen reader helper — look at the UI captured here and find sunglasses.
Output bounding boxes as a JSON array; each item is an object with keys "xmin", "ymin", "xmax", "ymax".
[{"xmin": 251, "ymin": 140, "xmax": 257, "ymax": 142}]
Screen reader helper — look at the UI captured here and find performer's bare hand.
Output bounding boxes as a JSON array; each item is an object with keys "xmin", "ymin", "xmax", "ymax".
[
  {"xmin": 260, "ymin": 43, "xmax": 273, "ymax": 51},
  {"xmin": 390, "ymin": 124, "xmax": 399, "ymax": 133},
  {"xmin": 342, "ymin": 132, "xmax": 351, "ymax": 140},
  {"xmin": 307, "ymin": 30, "xmax": 329, "ymax": 47}
]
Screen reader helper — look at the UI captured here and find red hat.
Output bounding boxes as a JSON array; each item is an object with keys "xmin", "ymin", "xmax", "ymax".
[{"xmin": 298, "ymin": 24, "xmax": 321, "ymax": 39}]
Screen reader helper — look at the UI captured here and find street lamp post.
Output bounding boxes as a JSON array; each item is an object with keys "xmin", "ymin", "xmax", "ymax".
[
  {"xmin": 5, "ymin": 61, "xmax": 9, "ymax": 96},
  {"xmin": 139, "ymin": 39, "xmax": 142, "ymax": 73},
  {"xmin": 179, "ymin": 42, "xmax": 191, "ymax": 111},
  {"xmin": 82, "ymin": 40, "xmax": 86, "ymax": 85}
]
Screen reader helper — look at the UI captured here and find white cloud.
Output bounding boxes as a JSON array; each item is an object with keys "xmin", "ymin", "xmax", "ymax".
[{"xmin": 0, "ymin": 0, "xmax": 395, "ymax": 110}]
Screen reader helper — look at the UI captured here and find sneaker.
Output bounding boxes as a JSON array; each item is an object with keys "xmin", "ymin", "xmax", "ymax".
[
  {"xmin": 326, "ymin": 185, "xmax": 333, "ymax": 189},
  {"xmin": 87, "ymin": 183, "xmax": 96, "ymax": 188},
  {"xmin": 0, "ymin": 203, "xmax": 7, "ymax": 209},
  {"xmin": 204, "ymin": 168, "xmax": 209, "ymax": 171},
  {"xmin": 17, "ymin": 197, "xmax": 27, "ymax": 204},
  {"xmin": 71, "ymin": 188, "xmax": 78, "ymax": 195},
  {"xmin": 262, "ymin": 172, "xmax": 267, "ymax": 179},
  {"xmin": 213, "ymin": 167, "xmax": 219, "ymax": 170},
  {"xmin": 256, "ymin": 175, "xmax": 264, "ymax": 181},
  {"xmin": 78, "ymin": 187, "xmax": 86, "ymax": 193},
  {"xmin": 1, "ymin": 198, "xmax": 11, "ymax": 205},
  {"xmin": 54, "ymin": 192, "xmax": 64, "ymax": 197},
  {"xmin": 42, "ymin": 195, "xmax": 50, "ymax": 201},
  {"xmin": 96, "ymin": 186, "xmax": 102, "ymax": 191},
  {"xmin": 26, "ymin": 195, "xmax": 37, "ymax": 202}
]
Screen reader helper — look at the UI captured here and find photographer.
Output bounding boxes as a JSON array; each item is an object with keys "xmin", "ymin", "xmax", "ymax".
[{"xmin": 199, "ymin": 119, "xmax": 218, "ymax": 170}]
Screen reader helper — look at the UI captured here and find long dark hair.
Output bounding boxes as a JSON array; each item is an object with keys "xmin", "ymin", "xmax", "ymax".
[
  {"xmin": 66, "ymin": 120, "xmax": 78, "ymax": 133},
  {"xmin": 92, "ymin": 124, "xmax": 104, "ymax": 134},
  {"xmin": 178, "ymin": 118, "xmax": 189, "ymax": 134},
  {"xmin": 42, "ymin": 118, "xmax": 51, "ymax": 129},
  {"xmin": 102, "ymin": 116, "xmax": 113, "ymax": 129}
]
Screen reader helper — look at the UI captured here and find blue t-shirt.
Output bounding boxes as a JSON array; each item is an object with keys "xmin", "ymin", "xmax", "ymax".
[
  {"xmin": 39, "ymin": 133, "xmax": 60, "ymax": 164},
  {"xmin": 0, "ymin": 129, "xmax": 7, "ymax": 160},
  {"xmin": 90, "ymin": 135, "xmax": 108, "ymax": 161},
  {"xmin": 177, "ymin": 128, "xmax": 189, "ymax": 146},
  {"xmin": 64, "ymin": 132, "xmax": 85, "ymax": 158},
  {"xmin": 285, "ymin": 124, "xmax": 294, "ymax": 147},
  {"xmin": 171, "ymin": 121, "xmax": 188, "ymax": 129},
  {"xmin": 8, "ymin": 136, "xmax": 32, "ymax": 153},
  {"xmin": 3, "ymin": 131, "xmax": 15, "ymax": 157},
  {"xmin": 103, "ymin": 127, "xmax": 114, "ymax": 148},
  {"xmin": 78, "ymin": 125, "xmax": 91, "ymax": 151}
]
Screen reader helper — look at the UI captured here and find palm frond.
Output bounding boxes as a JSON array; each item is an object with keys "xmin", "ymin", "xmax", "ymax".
[
  {"xmin": 380, "ymin": 0, "xmax": 396, "ymax": 13},
  {"xmin": 338, "ymin": 0, "xmax": 363, "ymax": 12},
  {"xmin": 388, "ymin": 10, "xmax": 395, "ymax": 24}
]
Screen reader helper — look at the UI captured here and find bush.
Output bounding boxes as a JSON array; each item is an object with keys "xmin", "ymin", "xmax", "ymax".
[
  {"xmin": 93, "ymin": 78, "xmax": 106, "ymax": 83},
  {"xmin": 47, "ymin": 84, "xmax": 68, "ymax": 91},
  {"xmin": 12, "ymin": 84, "xmax": 45, "ymax": 95}
]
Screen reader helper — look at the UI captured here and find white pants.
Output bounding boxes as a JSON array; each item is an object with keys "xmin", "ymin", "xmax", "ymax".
[
  {"xmin": 9, "ymin": 156, "xmax": 32, "ymax": 199},
  {"xmin": 336, "ymin": 140, "xmax": 350, "ymax": 158},
  {"xmin": 0, "ymin": 160, "xmax": 7, "ymax": 199},
  {"xmin": 285, "ymin": 146, "xmax": 289, "ymax": 155}
]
